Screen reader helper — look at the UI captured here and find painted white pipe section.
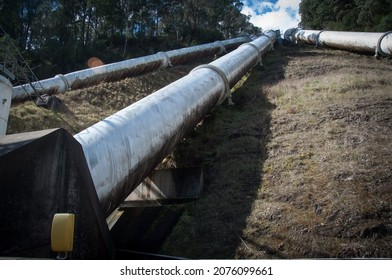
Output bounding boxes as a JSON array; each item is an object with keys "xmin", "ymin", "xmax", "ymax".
[
  {"xmin": 12, "ymin": 37, "xmax": 249, "ymax": 100},
  {"xmin": 74, "ymin": 31, "xmax": 277, "ymax": 217},
  {"xmin": 285, "ymin": 28, "xmax": 392, "ymax": 56},
  {"xmin": 0, "ymin": 75, "xmax": 12, "ymax": 135}
]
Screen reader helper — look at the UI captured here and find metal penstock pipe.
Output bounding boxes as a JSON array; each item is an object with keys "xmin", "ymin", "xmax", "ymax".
[
  {"xmin": 12, "ymin": 37, "xmax": 249, "ymax": 100},
  {"xmin": 284, "ymin": 28, "xmax": 392, "ymax": 57},
  {"xmin": 74, "ymin": 31, "xmax": 277, "ymax": 217}
]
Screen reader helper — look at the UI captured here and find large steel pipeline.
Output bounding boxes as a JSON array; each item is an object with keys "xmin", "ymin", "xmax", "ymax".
[
  {"xmin": 12, "ymin": 37, "xmax": 249, "ymax": 100},
  {"xmin": 0, "ymin": 75, "xmax": 12, "ymax": 135},
  {"xmin": 74, "ymin": 31, "xmax": 277, "ymax": 217},
  {"xmin": 284, "ymin": 28, "xmax": 392, "ymax": 57}
]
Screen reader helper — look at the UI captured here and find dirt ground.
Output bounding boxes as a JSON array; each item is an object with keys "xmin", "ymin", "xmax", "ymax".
[{"xmin": 6, "ymin": 44, "xmax": 392, "ymax": 259}]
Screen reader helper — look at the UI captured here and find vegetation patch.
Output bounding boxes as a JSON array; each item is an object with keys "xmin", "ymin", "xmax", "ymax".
[{"xmin": 7, "ymin": 61, "xmax": 206, "ymax": 135}]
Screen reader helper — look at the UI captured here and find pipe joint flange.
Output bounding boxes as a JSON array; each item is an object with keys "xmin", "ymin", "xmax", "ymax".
[
  {"xmin": 191, "ymin": 64, "xmax": 230, "ymax": 105},
  {"xmin": 261, "ymin": 33, "xmax": 275, "ymax": 51},
  {"xmin": 315, "ymin": 31, "xmax": 325, "ymax": 47},
  {"xmin": 376, "ymin": 31, "xmax": 392, "ymax": 57},
  {"xmin": 55, "ymin": 74, "xmax": 71, "ymax": 92},
  {"xmin": 240, "ymin": 42, "xmax": 262, "ymax": 65},
  {"xmin": 157, "ymin": 51, "xmax": 172, "ymax": 68},
  {"xmin": 214, "ymin": 41, "xmax": 227, "ymax": 55},
  {"xmin": 260, "ymin": 33, "xmax": 272, "ymax": 40}
]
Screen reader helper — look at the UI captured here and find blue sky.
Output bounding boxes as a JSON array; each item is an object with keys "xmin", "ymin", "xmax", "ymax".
[{"xmin": 241, "ymin": 0, "xmax": 301, "ymax": 33}]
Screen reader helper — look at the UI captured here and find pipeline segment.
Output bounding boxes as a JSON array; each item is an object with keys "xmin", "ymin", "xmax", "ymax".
[
  {"xmin": 12, "ymin": 37, "xmax": 249, "ymax": 100},
  {"xmin": 74, "ymin": 31, "xmax": 277, "ymax": 217},
  {"xmin": 284, "ymin": 28, "xmax": 392, "ymax": 57},
  {"xmin": 0, "ymin": 75, "xmax": 12, "ymax": 135}
]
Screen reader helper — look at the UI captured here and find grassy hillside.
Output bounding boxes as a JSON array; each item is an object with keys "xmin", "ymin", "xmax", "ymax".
[
  {"xmin": 161, "ymin": 45, "xmax": 392, "ymax": 258},
  {"xmin": 6, "ymin": 45, "xmax": 392, "ymax": 258},
  {"xmin": 7, "ymin": 62, "xmax": 202, "ymax": 135}
]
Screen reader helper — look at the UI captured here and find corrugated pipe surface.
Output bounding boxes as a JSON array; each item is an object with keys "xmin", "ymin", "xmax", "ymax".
[
  {"xmin": 74, "ymin": 31, "xmax": 277, "ymax": 217},
  {"xmin": 12, "ymin": 37, "xmax": 249, "ymax": 100},
  {"xmin": 284, "ymin": 28, "xmax": 392, "ymax": 57}
]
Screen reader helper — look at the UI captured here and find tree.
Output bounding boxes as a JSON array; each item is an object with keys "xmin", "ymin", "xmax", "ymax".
[
  {"xmin": 300, "ymin": 0, "xmax": 392, "ymax": 31},
  {"xmin": 1, "ymin": 0, "xmax": 259, "ymax": 78}
]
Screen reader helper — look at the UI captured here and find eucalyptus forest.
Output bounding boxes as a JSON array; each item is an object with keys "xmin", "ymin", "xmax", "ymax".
[{"xmin": 0, "ymin": 0, "xmax": 259, "ymax": 78}]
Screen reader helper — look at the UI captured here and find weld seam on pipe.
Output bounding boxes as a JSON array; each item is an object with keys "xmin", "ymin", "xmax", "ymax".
[
  {"xmin": 239, "ymin": 42, "xmax": 262, "ymax": 65},
  {"xmin": 55, "ymin": 74, "xmax": 71, "ymax": 91},
  {"xmin": 191, "ymin": 64, "xmax": 230, "ymax": 104},
  {"xmin": 315, "ymin": 31, "xmax": 326, "ymax": 47},
  {"xmin": 376, "ymin": 31, "xmax": 392, "ymax": 57},
  {"xmin": 157, "ymin": 51, "xmax": 172, "ymax": 67},
  {"xmin": 259, "ymin": 33, "xmax": 272, "ymax": 40},
  {"xmin": 260, "ymin": 33, "xmax": 275, "ymax": 50},
  {"xmin": 214, "ymin": 41, "xmax": 226, "ymax": 55}
]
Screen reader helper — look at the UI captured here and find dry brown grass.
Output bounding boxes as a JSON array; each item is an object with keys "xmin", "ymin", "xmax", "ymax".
[
  {"xmin": 162, "ymin": 46, "xmax": 392, "ymax": 258},
  {"xmin": 7, "ymin": 62, "xmax": 201, "ymax": 135},
  {"xmin": 236, "ymin": 47, "xmax": 392, "ymax": 258},
  {"xmin": 6, "ymin": 45, "xmax": 392, "ymax": 259}
]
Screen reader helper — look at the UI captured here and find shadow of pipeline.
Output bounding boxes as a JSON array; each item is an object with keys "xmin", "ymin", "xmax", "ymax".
[{"xmin": 0, "ymin": 128, "xmax": 203, "ymax": 259}]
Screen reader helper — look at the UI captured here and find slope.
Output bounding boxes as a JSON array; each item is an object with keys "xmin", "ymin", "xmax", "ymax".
[
  {"xmin": 161, "ymin": 45, "xmax": 392, "ymax": 258},
  {"xmin": 6, "ymin": 45, "xmax": 392, "ymax": 259},
  {"xmin": 7, "ymin": 60, "xmax": 207, "ymax": 135}
]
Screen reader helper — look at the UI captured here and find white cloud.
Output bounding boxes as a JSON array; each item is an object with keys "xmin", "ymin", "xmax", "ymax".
[
  {"xmin": 276, "ymin": 0, "xmax": 301, "ymax": 10},
  {"xmin": 242, "ymin": 0, "xmax": 301, "ymax": 34},
  {"xmin": 252, "ymin": 2, "xmax": 275, "ymax": 13}
]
